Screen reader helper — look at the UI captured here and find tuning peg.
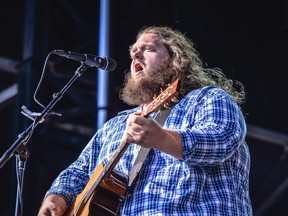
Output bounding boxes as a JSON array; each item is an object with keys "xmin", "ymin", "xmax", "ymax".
[
  {"xmin": 171, "ymin": 97, "xmax": 179, "ymax": 103},
  {"xmin": 164, "ymin": 102, "xmax": 171, "ymax": 109}
]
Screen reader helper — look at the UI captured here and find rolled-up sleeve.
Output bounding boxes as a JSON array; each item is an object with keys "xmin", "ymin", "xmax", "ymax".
[{"xmin": 174, "ymin": 87, "xmax": 246, "ymax": 165}]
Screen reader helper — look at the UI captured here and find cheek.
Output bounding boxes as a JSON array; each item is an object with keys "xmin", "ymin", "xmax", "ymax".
[
  {"xmin": 147, "ymin": 56, "xmax": 163, "ymax": 68},
  {"xmin": 130, "ymin": 64, "xmax": 134, "ymax": 72}
]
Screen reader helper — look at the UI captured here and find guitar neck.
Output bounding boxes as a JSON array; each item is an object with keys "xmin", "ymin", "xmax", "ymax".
[
  {"xmin": 104, "ymin": 140, "xmax": 130, "ymax": 177},
  {"xmin": 83, "ymin": 139, "xmax": 130, "ymax": 203}
]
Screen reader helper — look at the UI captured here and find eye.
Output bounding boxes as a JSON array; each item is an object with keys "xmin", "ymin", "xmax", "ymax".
[{"xmin": 145, "ymin": 46, "xmax": 155, "ymax": 51}]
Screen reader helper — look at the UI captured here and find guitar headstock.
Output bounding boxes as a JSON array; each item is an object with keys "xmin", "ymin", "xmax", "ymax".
[{"xmin": 143, "ymin": 79, "xmax": 180, "ymax": 117}]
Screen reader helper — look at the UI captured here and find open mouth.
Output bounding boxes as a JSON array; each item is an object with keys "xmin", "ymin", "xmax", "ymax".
[
  {"xmin": 135, "ymin": 63, "xmax": 143, "ymax": 72},
  {"xmin": 134, "ymin": 63, "xmax": 144, "ymax": 78}
]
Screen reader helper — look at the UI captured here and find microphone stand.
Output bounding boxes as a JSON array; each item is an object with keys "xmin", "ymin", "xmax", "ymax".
[{"xmin": 0, "ymin": 63, "xmax": 89, "ymax": 216}]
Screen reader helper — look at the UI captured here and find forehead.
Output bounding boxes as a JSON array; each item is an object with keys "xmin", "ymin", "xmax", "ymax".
[{"xmin": 133, "ymin": 32, "xmax": 163, "ymax": 47}]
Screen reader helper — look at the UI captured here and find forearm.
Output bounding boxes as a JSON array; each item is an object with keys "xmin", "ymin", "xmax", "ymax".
[{"xmin": 155, "ymin": 129, "xmax": 183, "ymax": 160}]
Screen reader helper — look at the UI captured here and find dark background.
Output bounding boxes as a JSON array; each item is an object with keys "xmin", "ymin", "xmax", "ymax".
[{"xmin": 0, "ymin": 0, "xmax": 288, "ymax": 215}]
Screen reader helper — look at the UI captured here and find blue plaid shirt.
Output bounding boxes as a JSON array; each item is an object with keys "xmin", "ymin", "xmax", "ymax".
[{"xmin": 46, "ymin": 86, "xmax": 252, "ymax": 215}]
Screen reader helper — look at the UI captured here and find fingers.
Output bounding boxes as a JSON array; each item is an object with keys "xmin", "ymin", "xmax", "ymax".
[
  {"xmin": 127, "ymin": 113, "xmax": 145, "ymax": 127},
  {"xmin": 38, "ymin": 203, "xmax": 61, "ymax": 216},
  {"xmin": 127, "ymin": 114, "xmax": 149, "ymax": 136},
  {"xmin": 125, "ymin": 124, "xmax": 144, "ymax": 144},
  {"xmin": 133, "ymin": 110, "xmax": 143, "ymax": 116},
  {"xmin": 126, "ymin": 114, "xmax": 146, "ymax": 143},
  {"xmin": 125, "ymin": 113, "xmax": 163, "ymax": 148}
]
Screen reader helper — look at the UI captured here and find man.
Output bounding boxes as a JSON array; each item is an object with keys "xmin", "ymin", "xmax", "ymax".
[{"xmin": 38, "ymin": 26, "xmax": 252, "ymax": 215}]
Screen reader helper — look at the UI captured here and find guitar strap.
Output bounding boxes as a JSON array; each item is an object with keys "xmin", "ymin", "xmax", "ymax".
[{"xmin": 128, "ymin": 108, "xmax": 172, "ymax": 186}]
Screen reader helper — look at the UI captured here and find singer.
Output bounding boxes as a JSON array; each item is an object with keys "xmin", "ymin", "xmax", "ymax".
[{"xmin": 38, "ymin": 26, "xmax": 252, "ymax": 215}]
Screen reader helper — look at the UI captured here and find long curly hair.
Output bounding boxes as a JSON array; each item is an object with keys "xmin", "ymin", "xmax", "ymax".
[{"xmin": 135, "ymin": 26, "xmax": 246, "ymax": 107}]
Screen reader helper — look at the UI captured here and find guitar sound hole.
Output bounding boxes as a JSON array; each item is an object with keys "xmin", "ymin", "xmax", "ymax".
[{"xmin": 89, "ymin": 187, "xmax": 123, "ymax": 216}]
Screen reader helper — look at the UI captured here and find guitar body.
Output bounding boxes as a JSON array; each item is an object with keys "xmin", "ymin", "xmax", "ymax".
[
  {"xmin": 89, "ymin": 170, "xmax": 128, "ymax": 216},
  {"xmin": 66, "ymin": 163, "xmax": 128, "ymax": 216}
]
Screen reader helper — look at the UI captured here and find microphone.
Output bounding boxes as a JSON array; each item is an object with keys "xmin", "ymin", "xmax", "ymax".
[{"xmin": 53, "ymin": 50, "xmax": 117, "ymax": 71}]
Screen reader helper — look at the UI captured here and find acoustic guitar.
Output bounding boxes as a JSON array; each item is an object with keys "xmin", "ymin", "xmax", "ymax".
[{"xmin": 66, "ymin": 79, "xmax": 180, "ymax": 216}]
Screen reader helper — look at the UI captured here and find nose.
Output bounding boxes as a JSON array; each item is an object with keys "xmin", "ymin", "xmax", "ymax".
[{"xmin": 132, "ymin": 49, "xmax": 142, "ymax": 60}]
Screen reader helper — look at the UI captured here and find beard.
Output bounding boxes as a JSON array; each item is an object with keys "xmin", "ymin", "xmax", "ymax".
[{"xmin": 120, "ymin": 61, "xmax": 176, "ymax": 106}]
